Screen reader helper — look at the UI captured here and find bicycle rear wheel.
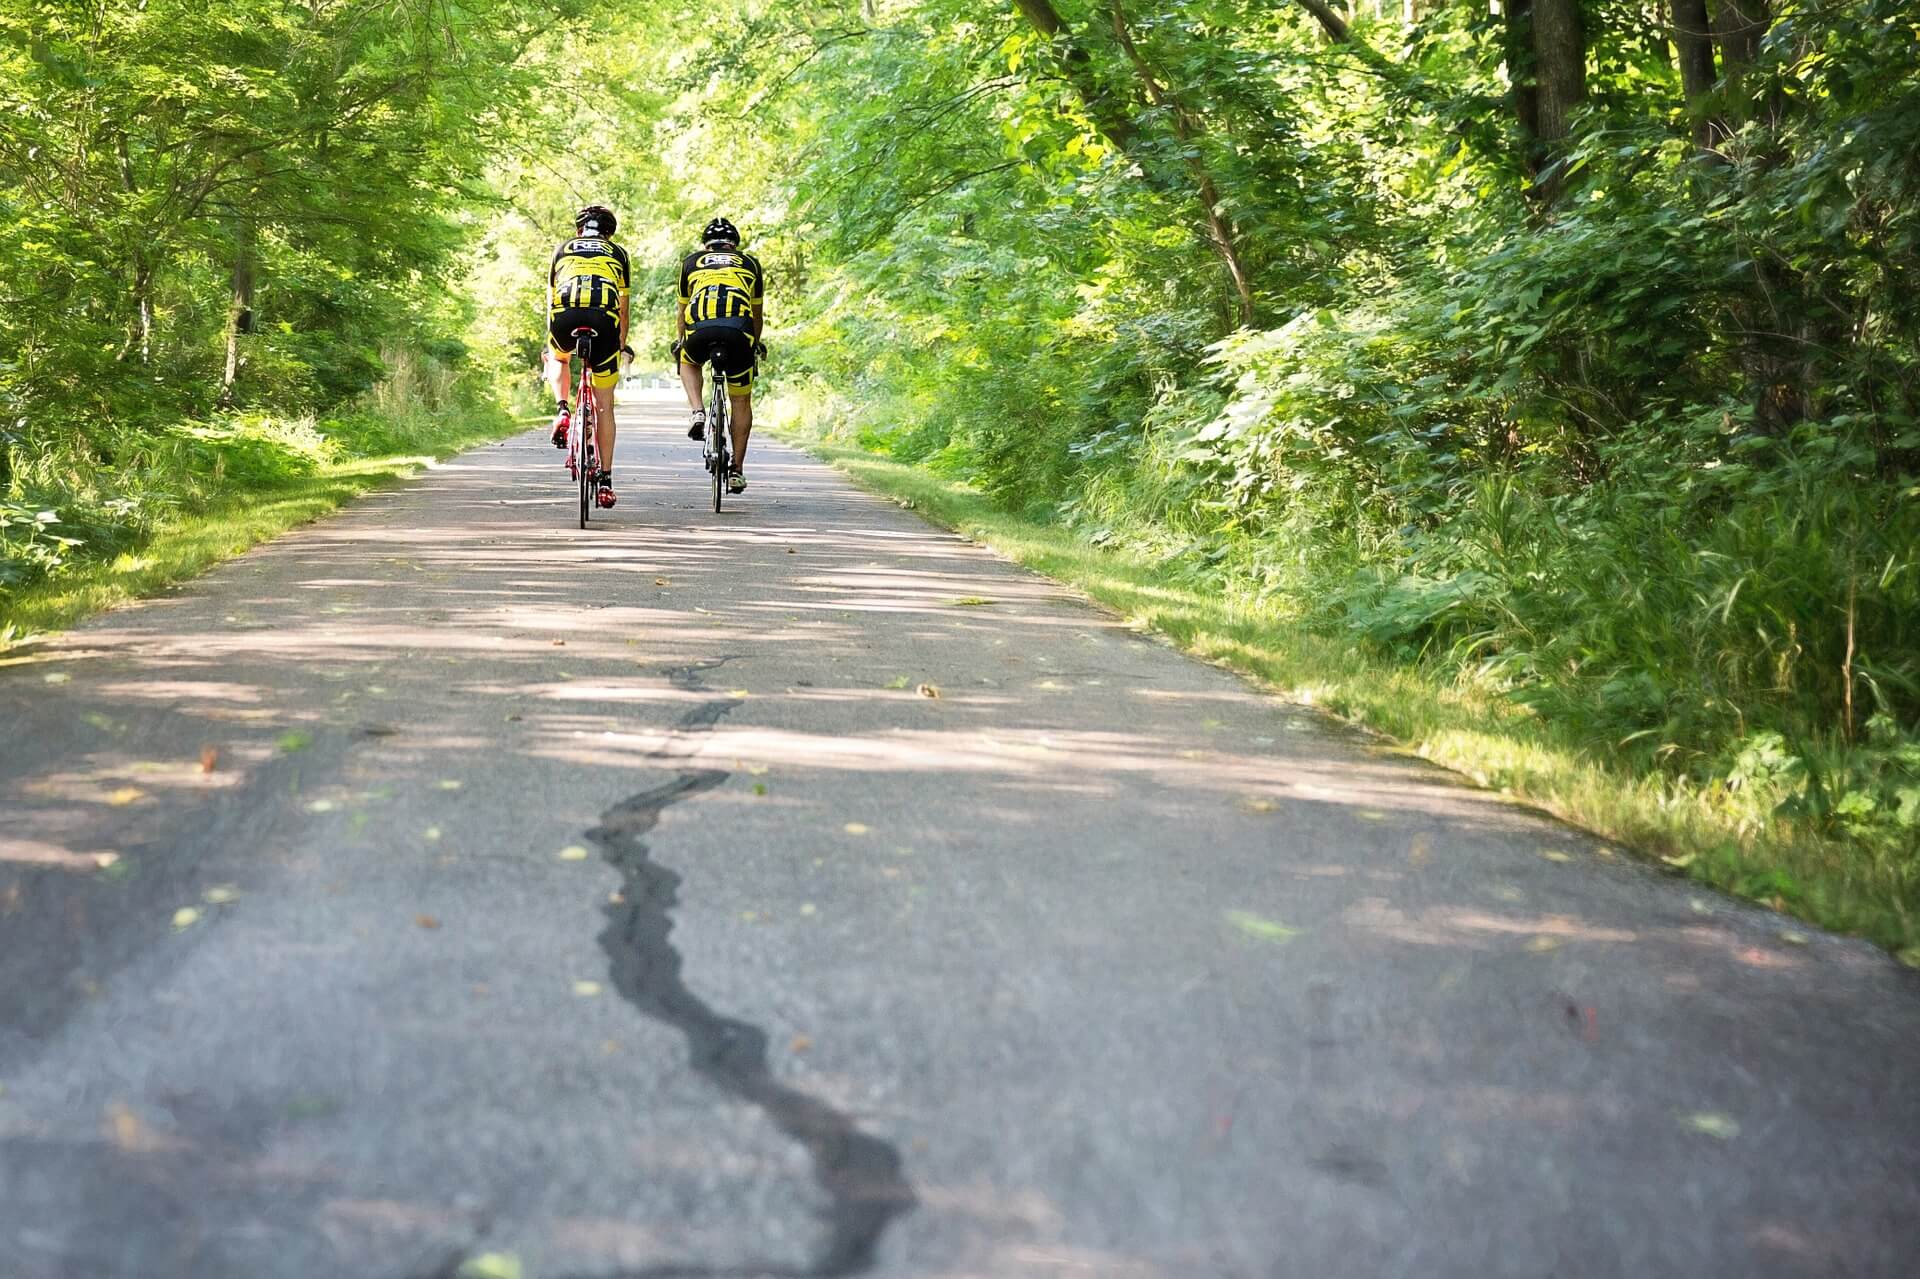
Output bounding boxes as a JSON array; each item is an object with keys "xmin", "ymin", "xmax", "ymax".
[
  {"xmin": 576, "ymin": 341, "xmax": 594, "ymax": 528},
  {"xmin": 708, "ymin": 362, "xmax": 728, "ymax": 513}
]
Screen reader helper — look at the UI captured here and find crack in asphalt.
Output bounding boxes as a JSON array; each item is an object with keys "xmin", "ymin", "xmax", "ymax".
[{"xmin": 562, "ymin": 658, "xmax": 916, "ymax": 1278}]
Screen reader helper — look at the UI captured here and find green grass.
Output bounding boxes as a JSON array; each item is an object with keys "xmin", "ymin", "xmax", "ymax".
[
  {"xmin": 1, "ymin": 406, "xmax": 525, "ymax": 642},
  {"xmin": 784, "ymin": 433, "xmax": 1919, "ymax": 963}
]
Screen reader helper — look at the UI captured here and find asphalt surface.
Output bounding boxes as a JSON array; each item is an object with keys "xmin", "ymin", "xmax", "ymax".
[{"xmin": 2, "ymin": 390, "xmax": 1917, "ymax": 1279}]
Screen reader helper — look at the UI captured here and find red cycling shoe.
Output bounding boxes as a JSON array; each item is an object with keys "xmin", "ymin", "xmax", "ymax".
[
  {"xmin": 550, "ymin": 406, "xmax": 570, "ymax": 450},
  {"xmin": 595, "ymin": 472, "xmax": 617, "ymax": 508}
]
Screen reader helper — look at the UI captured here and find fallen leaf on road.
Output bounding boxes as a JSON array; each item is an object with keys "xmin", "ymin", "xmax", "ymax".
[
  {"xmin": 573, "ymin": 980, "xmax": 602, "ymax": 997},
  {"xmin": 106, "ymin": 1103, "xmax": 146, "ymax": 1151},
  {"xmin": 800, "ymin": 902, "xmax": 818, "ymax": 916},
  {"xmin": 752, "ymin": 783, "xmax": 767, "ymax": 796},
  {"xmin": 1778, "ymin": 930, "xmax": 1809, "ymax": 946},
  {"xmin": 558, "ymin": 845, "xmax": 589, "ymax": 861},
  {"xmin": 172, "ymin": 906, "xmax": 201, "ymax": 931},
  {"xmin": 884, "ymin": 675, "xmax": 911, "ymax": 690},
  {"xmin": 416, "ymin": 914, "xmax": 440, "ymax": 930},
  {"xmin": 305, "ymin": 799, "xmax": 336, "ymax": 813},
  {"xmin": 1225, "ymin": 910, "xmax": 1298, "ymax": 944},
  {"xmin": 457, "ymin": 1255, "xmax": 524, "ymax": 1279},
  {"xmin": 729, "ymin": 689, "xmax": 750, "ymax": 699},
  {"xmin": 951, "ymin": 596, "xmax": 993, "ymax": 607},
  {"xmin": 277, "ymin": 731, "xmax": 313, "ymax": 753},
  {"xmin": 199, "ymin": 746, "xmax": 219, "ymax": 774},
  {"xmin": 1538, "ymin": 850, "xmax": 1573, "ymax": 863},
  {"xmin": 424, "ymin": 826, "xmax": 442, "ymax": 841},
  {"xmin": 744, "ymin": 763, "xmax": 769, "ymax": 776},
  {"xmin": 551, "ymin": 638, "xmax": 566, "ymax": 647},
  {"xmin": 437, "ymin": 779, "xmax": 462, "ymax": 791},
  {"xmin": 916, "ymin": 683, "xmax": 941, "ymax": 699},
  {"xmin": 43, "ymin": 670, "xmax": 72, "ymax": 684},
  {"xmin": 654, "ymin": 577, "xmax": 671, "ymax": 586},
  {"xmin": 1526, "ymin": 936, "xmax": 1562, "ymax": 952},
  {"xmin": 1238, "ymin": 796, "xmax": 1277, "ymax": 814},
  {"xmin": 106, "ymin": 787, "xmax": 146, "ymax": 806},
  {"xmin": 785, "ymin": 547, "xmax": 795, "ymax": 554},
  {"xmin": 790, "ymin": 1034, "xmax": 812, "ymax": 1054},
  {"xmin": 1682, "ymin": 1112, "xmax": 1740, "ymax": 1140},
  {"xmin": 202, "ymin": 885, "xmax": 238, "ymax": 905},
  {"xmin": 844, "ymin": 822, "xmax": 870, "ymax": 835}
]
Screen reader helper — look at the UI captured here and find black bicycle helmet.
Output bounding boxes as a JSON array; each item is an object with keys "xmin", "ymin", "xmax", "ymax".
[
  {"xmin": 702, "ymin": 217, "xmax": 740, "ymax": 247},
  {"xmin": 576, "ymin": 204, "xmax": 617, "ymax": 237}
]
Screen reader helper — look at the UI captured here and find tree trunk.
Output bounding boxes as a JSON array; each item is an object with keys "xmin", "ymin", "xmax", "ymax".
[
  {"xmin": 219, "ymin": 222, "xmax": 255, "ymax": 408},
  {"xmin": 1504, "ymin": 0, "xmax": 1585, "ymax": 203},
  {"xmin": 1009, "ymin": 0, "xmax": 1257, "ymax": 327},
  {"xmin": 1530, "ymin": 0, "xmax": 1585, "ymax": 149},
  {"xmin": 1670, "ymin": 0, "xmax": 1719, "ymax": 151},
  {"xmin": 1713, "ymin": 0, "xmax": 1779, "ymax": 128},
  {"xmin": 1107, "ymin": 1, "xmax": 1256, "ymax": 326}
]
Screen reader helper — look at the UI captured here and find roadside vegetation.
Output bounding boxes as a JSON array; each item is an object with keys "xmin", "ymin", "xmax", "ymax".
[
  {"xmin": 0, "ymin": 0, "xmax": 567, "ymax": 634},
  {"xmin": 5, "ymin": 1, "xmax": 1915, "ymax": 949}
]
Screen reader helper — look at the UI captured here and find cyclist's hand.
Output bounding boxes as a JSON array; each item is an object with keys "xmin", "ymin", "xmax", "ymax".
[
  {"xmin": 753, "ymin": 339, "xmax": 768, "ymax": 360},
  {"xmin": 668, "ymin": 338, "xmax": 683, "ymax": 359},
  {"xmin": 621, "ymin": 344, "xmax": 635, "ymax": 361}
]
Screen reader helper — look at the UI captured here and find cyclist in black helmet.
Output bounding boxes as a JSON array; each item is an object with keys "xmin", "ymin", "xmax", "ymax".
[
  {"xmin": 546, "ymin": 204, "xmax": 631, "ymax": 508},
  {"xmin": 675, "ymin": 217, "xmax": 764, "ymax": 495}
]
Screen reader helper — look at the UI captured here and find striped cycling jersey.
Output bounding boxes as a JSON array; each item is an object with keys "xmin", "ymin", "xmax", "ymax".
[
  {"xmin": 549, "ymin": 236, "xmax": 631, "ymax": 314},
  {"xmin": 678, "ymin": 246, "xmax": 764, "ymax": 325}
]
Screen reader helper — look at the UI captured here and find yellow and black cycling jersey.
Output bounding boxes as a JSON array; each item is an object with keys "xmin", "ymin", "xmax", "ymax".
[
  {"xmin": 549, "ymin": 236, "xmax": 631, "ymax": 314},
  {"xmin": 679, "ymin": 247, "xmax": 763, "ymax": 326}
]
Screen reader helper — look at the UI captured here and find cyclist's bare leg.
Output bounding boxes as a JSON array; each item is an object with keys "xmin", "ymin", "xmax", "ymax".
[
  {"xmin": 591, "ymin": 383, "xmax": 616, "ymax": 470},
  {"xmin": 729, "ymin": 392, "xmax": 752, "ymax": 468},
  {"xmin": 679, "ymin": 359, "xmax": 704, "ymax": 412},
  {"xmin": 545, "ymin": 350, "xmax": 571, "ymax": 406}
]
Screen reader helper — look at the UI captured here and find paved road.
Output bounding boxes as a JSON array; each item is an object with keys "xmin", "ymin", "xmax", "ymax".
[{"xmin": 3, "ymin": 391, "xmax": 1917, "ymax": 1279}]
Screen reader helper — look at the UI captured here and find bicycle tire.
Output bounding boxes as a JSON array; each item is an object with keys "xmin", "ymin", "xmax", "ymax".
[
  {"xmin": 576, "ymin": 338, "xmax": 593, "ymax": 528},
  {"xmin": 708, "ymin": 360, "xmax": 727, "ymax": 513}
]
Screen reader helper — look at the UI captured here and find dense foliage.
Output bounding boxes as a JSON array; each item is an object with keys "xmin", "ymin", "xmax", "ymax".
[
  {"xmin": 468, "ymin": 0, "xmax": 1917, "ymax": 897},
  {"xmin": 0, "ymin": 0, "xmax": 567, "ymax": 596}
]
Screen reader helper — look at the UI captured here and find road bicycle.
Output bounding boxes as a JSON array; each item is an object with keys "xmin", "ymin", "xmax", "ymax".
[
  {"xmin": 699, "ymin": 345, "xmax": 732, "ymax": 514},
  {"xmin": 564, "ymin": 327, "xmax": 600, "ymax": 529},
  {"xmin": 680, "ymin": 334, "xmax": 762, "ymax": 513}
]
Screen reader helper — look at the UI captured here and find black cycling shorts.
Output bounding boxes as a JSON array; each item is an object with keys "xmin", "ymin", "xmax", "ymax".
[
  {"xmin": 548, "ymin": 307, "xmax": 622, "ymax": 389},
  {"xmin": 679, "ymin": 319, "xmax": 756, "ymax": 393}
]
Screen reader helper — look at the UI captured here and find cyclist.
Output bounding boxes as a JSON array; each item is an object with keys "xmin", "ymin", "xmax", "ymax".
[
  {"xmin": 675, "ymin": 217, "xmax": 764, "ymax": 495},
  {"xmin": 546, "ymin": 204, "xmax": 631, "ymax": 509}
]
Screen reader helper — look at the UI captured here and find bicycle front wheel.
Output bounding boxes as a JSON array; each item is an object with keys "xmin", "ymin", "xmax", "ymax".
[{"xmin": 708, "ymin": 364, "xmax": 727, "ymax": 513}]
